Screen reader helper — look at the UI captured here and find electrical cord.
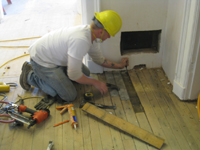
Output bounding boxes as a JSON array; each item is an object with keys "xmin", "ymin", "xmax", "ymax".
[
  {"xmin": 0, "ymin": 54, "xmax": 30, "ymax": 69},
  {"xmin": 0, "ymin": 36, "xmax": 41, "ymax": 42},
  {"xmin": 15, "ymin": 94, "xmax": 44, "ymax": 104}
]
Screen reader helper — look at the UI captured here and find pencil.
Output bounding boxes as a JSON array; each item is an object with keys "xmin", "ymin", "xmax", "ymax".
[{"xmin": 53, "ymin": 120, "xmax": 70, "ymax": 127}]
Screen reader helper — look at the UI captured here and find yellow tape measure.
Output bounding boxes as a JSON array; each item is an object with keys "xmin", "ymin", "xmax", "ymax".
[{"xmin": 84, "ymin": 92, "xmax": 93, "ymax": 101}]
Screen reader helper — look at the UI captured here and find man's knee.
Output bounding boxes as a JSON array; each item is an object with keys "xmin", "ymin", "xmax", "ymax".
[
  {"xmin": 58, "ymin": 88, "xmax": 77, "ymax": 102},
  {"xmin": 67, "ymin": 90, "xmax": 77, "ymax": 102}
]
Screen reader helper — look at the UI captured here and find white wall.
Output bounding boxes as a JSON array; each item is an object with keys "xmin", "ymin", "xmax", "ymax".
[
  {"xmin": 82, "ymin": 0, "xmax": 169, "ymax": 71},
  {"xmin": 100, "ymin": 0, "xmax": 168, "ymax": 71},
  {"xmin": 82, "ymin": 0, "xmax": 200, "ymax": 100},
  {"xmin": 162, "ymin": 0, "xmax": 186, "ymax": 83},
  {"xmin": 169, "ymin": 0, "xmax": 200, "ymax": 100},
  {"xmin": 184, "ymin": 7, "xmax": 200, "ymax": 100}
]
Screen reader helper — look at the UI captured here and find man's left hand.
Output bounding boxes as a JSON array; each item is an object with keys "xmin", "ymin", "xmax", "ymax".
[{"xmin": 120, "ymin": 57, "xmax": 129, "ymax": 68}]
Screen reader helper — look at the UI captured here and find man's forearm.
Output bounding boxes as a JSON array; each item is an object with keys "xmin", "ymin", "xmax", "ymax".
[
  {"xmin": 75, "ymin": 74, "xmax": 98, "ymax": 86},
  {"xmin": 101, "ymin": 58, "xmax": 123, "ymax": 69}
]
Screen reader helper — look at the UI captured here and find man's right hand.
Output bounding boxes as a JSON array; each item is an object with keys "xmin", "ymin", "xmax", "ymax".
[
  {"xmin": 75, "ymin": 74, "xmax": 108, "ymax": 95},
  {"xmin": 93, "ymin": 80, "xmax": 108, "ymax": 95}
]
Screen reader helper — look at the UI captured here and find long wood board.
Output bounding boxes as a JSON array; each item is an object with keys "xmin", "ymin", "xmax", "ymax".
[{"xmin": 82, "ymin": 102, "xmax": 165, "ymax": 149}]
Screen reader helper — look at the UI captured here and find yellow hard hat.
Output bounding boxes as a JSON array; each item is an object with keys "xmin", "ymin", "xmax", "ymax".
[{"xmin": 94, "ymin": 10, "xmax": 122, "ymax": 37}]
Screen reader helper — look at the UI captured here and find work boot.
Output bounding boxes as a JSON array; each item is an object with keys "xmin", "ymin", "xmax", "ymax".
[{"xmin": 19, "ymin": 61, "xmax": 32, "ymax": 90}]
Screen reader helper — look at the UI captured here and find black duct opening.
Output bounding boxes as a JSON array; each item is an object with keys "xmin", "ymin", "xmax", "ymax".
[{"xmin": 120, "ymin": 30, "xmax": 161, "ymax": 54}]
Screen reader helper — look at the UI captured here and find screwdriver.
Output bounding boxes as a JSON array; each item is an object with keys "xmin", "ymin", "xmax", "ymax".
[
  {"xmin": 53, "ymin": 120, "xmax": 69, "ymax": 127},
  {"xmin": 125, "ymin": 58, "xmax": 129, "ymax": 72}
]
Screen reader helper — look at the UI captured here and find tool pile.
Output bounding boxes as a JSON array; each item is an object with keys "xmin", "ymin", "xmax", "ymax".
[
  {"xmin": 0, "ymin": 82, "xmax": 121, "ymax": 149},
  {"xmin": 0, "ymin": 100, "xmax": 50, "ymax": 128}
]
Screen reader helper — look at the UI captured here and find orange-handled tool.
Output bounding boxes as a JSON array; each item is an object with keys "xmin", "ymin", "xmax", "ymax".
[
  {"xmin": 53, "ymin": 120, "xmax": 69, "ymax": 127},
  {"xmin": 56, "ymin": 104, "xmax": 78, "ymax": 130}
]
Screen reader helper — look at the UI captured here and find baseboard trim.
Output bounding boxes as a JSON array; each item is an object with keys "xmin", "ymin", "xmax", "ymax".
[{"xmin": 172, "ymin": 80, "xmax": 186, "ymax": 100}]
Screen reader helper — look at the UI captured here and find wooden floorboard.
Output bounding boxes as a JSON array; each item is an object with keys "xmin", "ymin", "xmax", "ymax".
[
  {"xmin": 128, "ymin": 70, "xmax": 169, "ymax": 149},
  {"xmin": 1, "ymin": 1, "xmax": 200, "ymax": 150},
  {"xmin": 155, "ymin": 68, "xmax": 200, "ymax": 150},
  {"xmin": 145, "ymin": 69, "xmax": 187, "ymax": 150},
  {"xmin": 98, "ymin": 74, "xmax": 125, "ymax": 150},
  {"xmin": 1, "ymin": 66, "xmax": 200, "ymax": 150}
]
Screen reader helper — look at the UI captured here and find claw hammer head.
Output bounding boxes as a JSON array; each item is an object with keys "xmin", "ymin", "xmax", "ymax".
[{"xmin": 106, "ymin": 83, "xmax": 120, "ymax": 91}]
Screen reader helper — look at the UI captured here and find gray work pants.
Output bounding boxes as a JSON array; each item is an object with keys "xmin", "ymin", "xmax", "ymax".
[{"xmin": 27, "ymin": 59, "xmax": 90, "ymax": 102}]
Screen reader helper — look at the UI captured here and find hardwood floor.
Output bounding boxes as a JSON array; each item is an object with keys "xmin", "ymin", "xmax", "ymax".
[
  {"xmin": 0, "ymin": 0, "xmax": 200, "ymax": 150},
  {"xmin": 0, "ymin": 67, "xmax": 199, "ymax": 150}
]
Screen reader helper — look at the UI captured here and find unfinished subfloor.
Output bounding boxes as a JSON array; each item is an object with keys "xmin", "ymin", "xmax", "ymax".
[{"xmin": 0, "ymin": 0, "xmax": 200, "ymax": 150}]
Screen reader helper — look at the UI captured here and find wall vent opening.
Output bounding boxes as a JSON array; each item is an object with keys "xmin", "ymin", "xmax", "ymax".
[{"xmin": 120, "ymin": 30, "xmax": 161, "ymax": 55}]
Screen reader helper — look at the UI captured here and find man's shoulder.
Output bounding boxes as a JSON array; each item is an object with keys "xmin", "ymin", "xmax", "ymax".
[
  {"xmin": 68, "ymin": 25, "xmax": 90, "ymax": 31},
  {"xmin": 68, "ymin": 25, "xmax": 91, "ymax": 42}
]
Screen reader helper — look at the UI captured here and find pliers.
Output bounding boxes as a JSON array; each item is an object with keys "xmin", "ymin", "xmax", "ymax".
[{"xmin": 0, "ymin": 114, "xmax": 15, "ymax": 123}]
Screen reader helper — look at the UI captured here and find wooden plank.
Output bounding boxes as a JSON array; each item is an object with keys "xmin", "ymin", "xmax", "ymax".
[
  {"xmin": 134, "ymin": 69, "xmax": 181, "ymax": 150},
  {"xmin": 105, "ymin": 72, "xmax": 137, "ymax": 150},
  {"xmin": 54, "ymin": 102, "xmax": 63, "ymax": 149},
  {"xmin": 185, "ymin": 101, "xmax": 199, "ymax": 122},
  {"xmin": 91, "ymin": 74, "xmax": 114, "ymax": 150},
  {"xmin": 136, "ymin": 113, "xmax": 157, "ymax": 150},
  {"xmin": 141, "ymin": 69, "xmax": 189, "ymax": 150},
  {"xmin": 84, "ymin": 75, "xmax": 103, "ymax": 150},
  {"xmin": 111, "ymin": 96, "xmax": 137, "ymax": 150},
  {"xmin": 120, "ymin": 71, "xmax": 144, "ymax": 113},
  {"xmin": 169, "ymin": 94, "xmax": 200, "ymax": 146},
  {"xmin": 98, "ymin": 73, "xmax": 125, "ymax": 150},
  {"xmin": 151, "ymin": 69, "xmax": 199, "ymax": 149},
  {"xmin": 42, "ymin": 96, "xmax": 56, "ymax": 150},
  {"xmin": 156, "ymin": 69, "xmax": 199, "ymax": 122},
  {"xmin": 121, "ymin": 100, "xmax": 149, "ymax": 150},
  {"xmin": 128, "ymin": 70, "xmax": 167, "ymax": 142},
  {"xmin": 154, "ymin": 68, "xmax": 200, "ymax": 149},
  {"xmin": 81, "ymin": 84, "xmax": 93, "ymax": 150},
  {"xmin": 73, "ymin": 83, "xmax": 84, "ymax": 150},
  {"xmin": 112, "ymin": 72, "xmax": 147, "ymax": 150},
  {"xmin": 154, "ymin": 69, "xmax": 172, "ymax": 94},
  {"xmin": 105, "ymin": 71, "xmax": 119, "ymax": 97},
  {"xmin": 113, "ymin": 71, "xmax": 129, "ymax": 100},
  {"xmin": 82, "ymin": 103, "xmax": 165, "ymax": 149}
]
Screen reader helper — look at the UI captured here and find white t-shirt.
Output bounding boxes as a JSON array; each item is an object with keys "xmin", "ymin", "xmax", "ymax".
[{"xmin": 28, "ymin": 25, "xmax": 105, "ymax": 80}]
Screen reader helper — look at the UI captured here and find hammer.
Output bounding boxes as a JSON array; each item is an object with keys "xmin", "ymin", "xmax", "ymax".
[{"xmin": 106, "ymin": 83, "xmax": 120, "ymax": 91}]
